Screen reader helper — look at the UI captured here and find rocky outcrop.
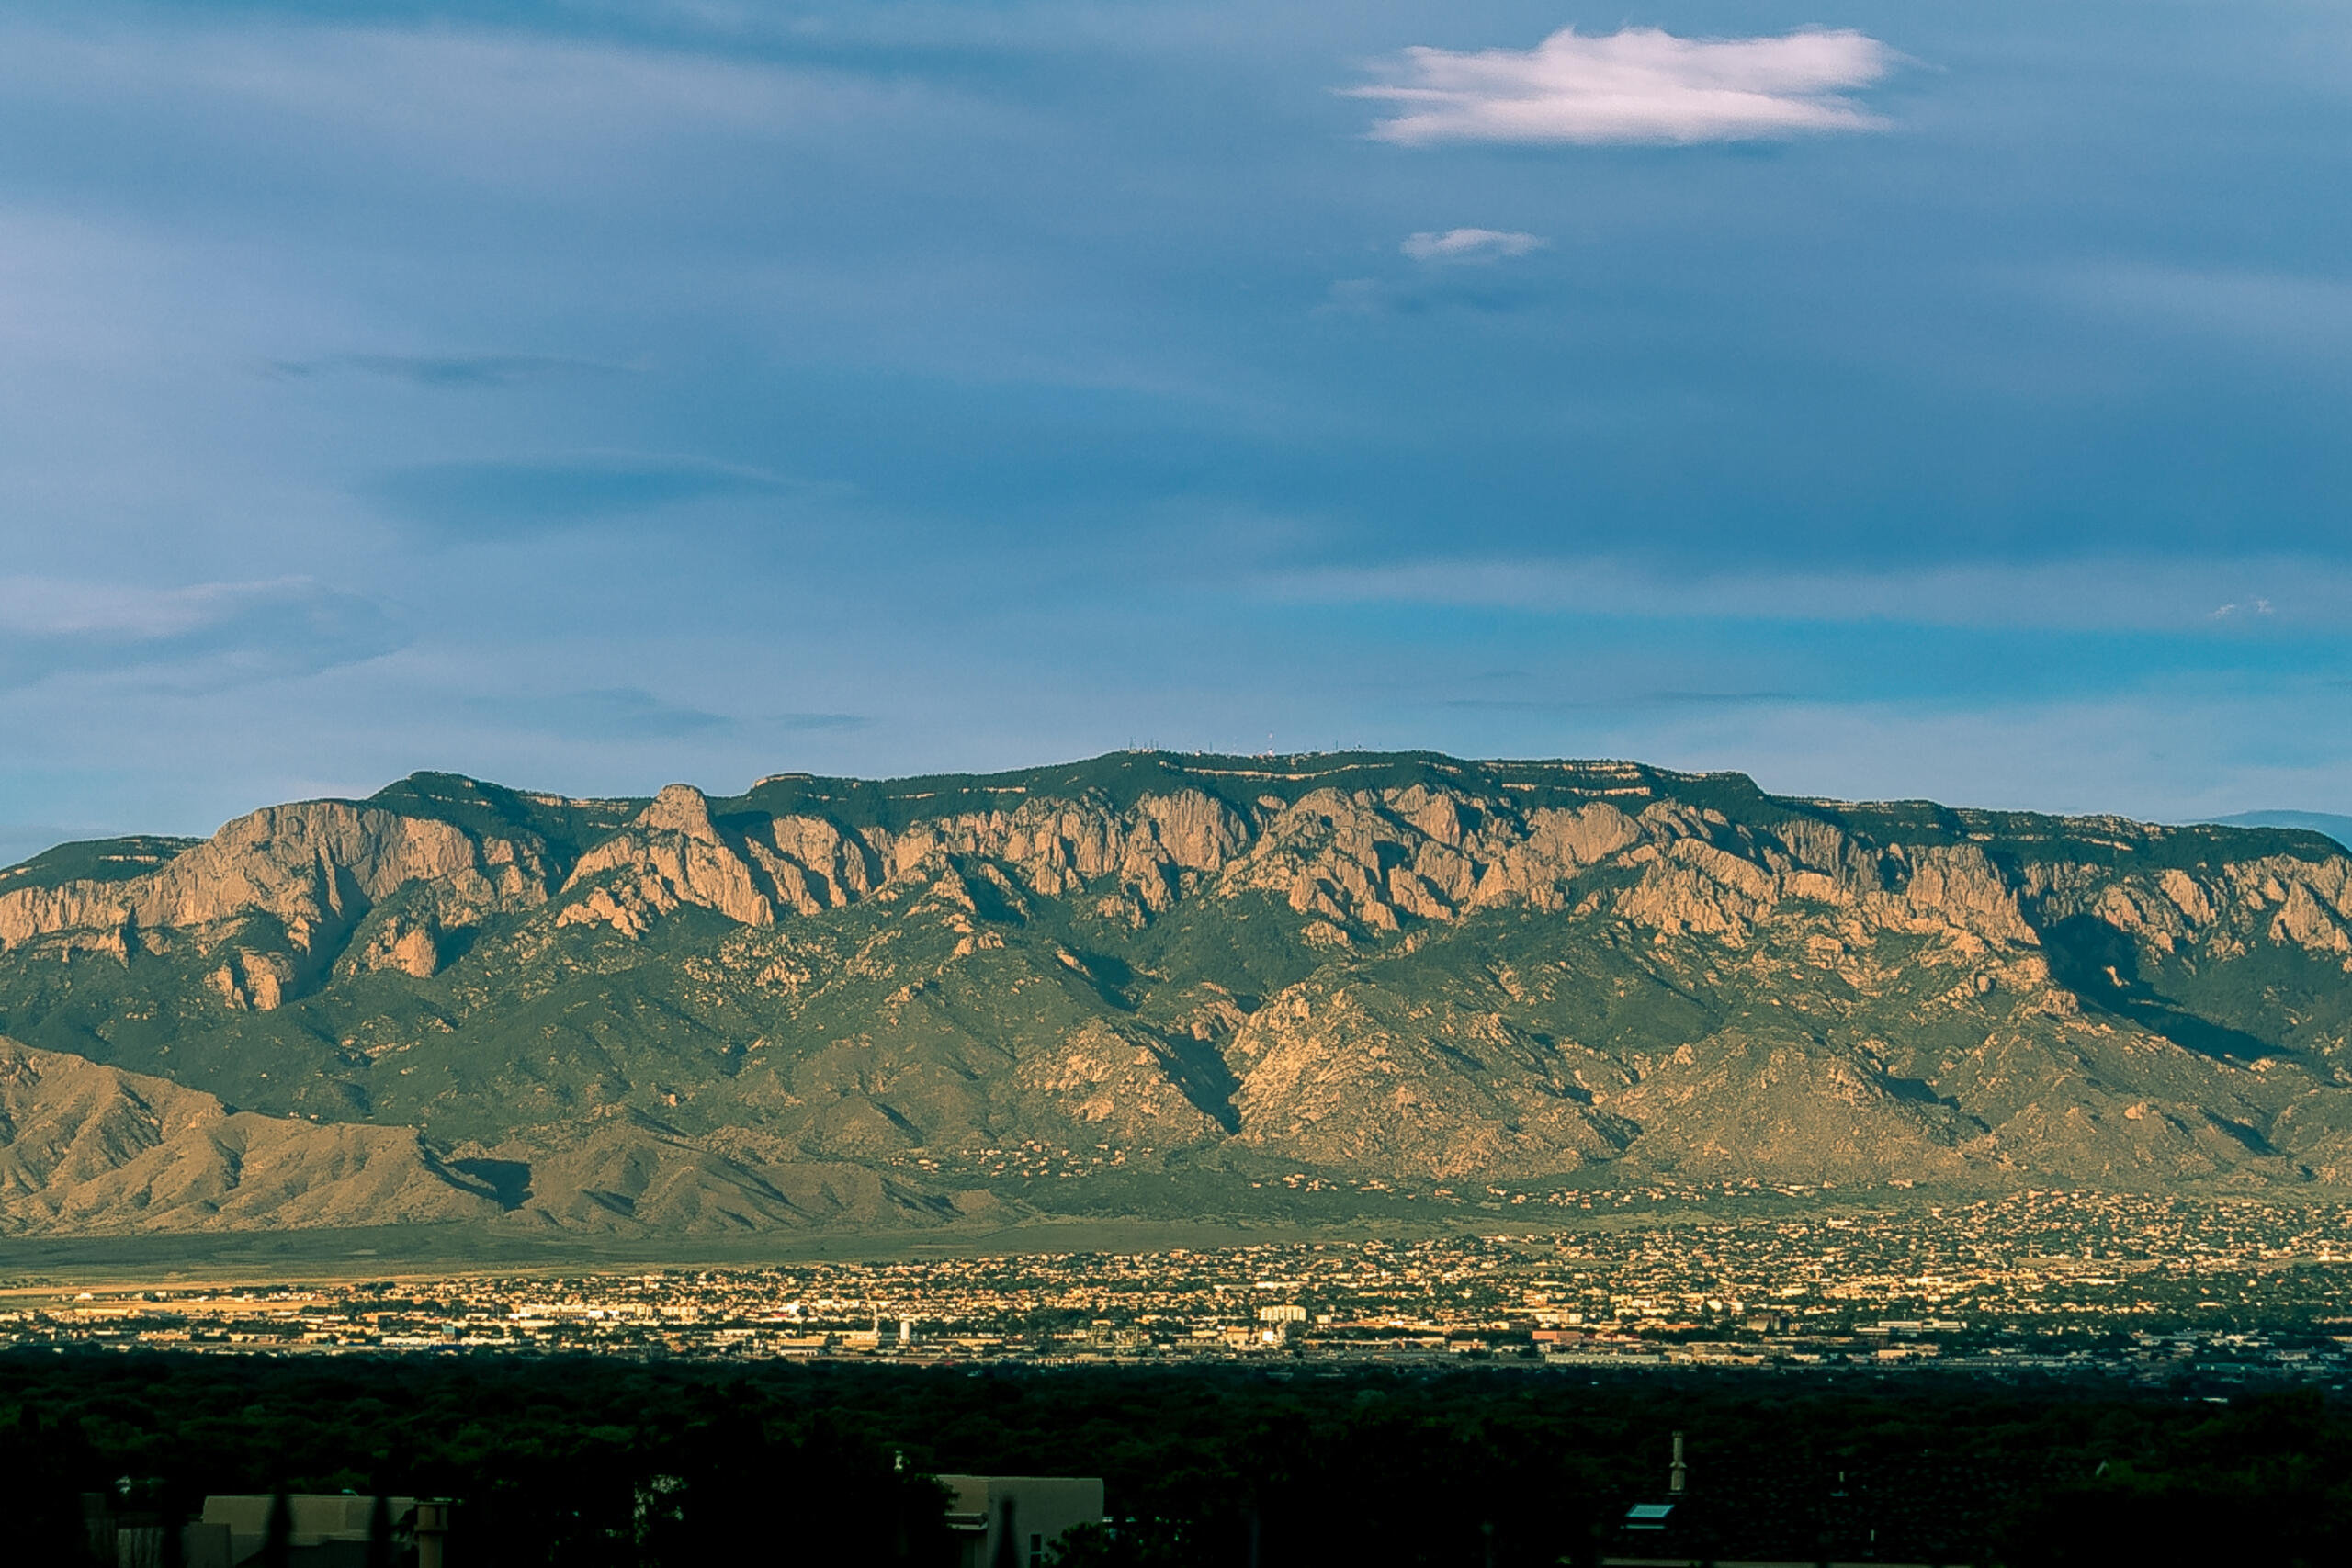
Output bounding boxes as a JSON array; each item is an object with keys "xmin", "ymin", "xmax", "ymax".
[
  {"xmin": 208, "ymin": 949, "xmax": 293, "ymax": 1011},
  {"xmin": 748, "ymin": 815, "xmax": 879, "ymax": 914},
  {"xmin": 335, "ymin": 908, "xmax": 443, "ymax": 980},
  {"xmin": 11, "ymin": 764, "xmax": 2347, "ymax": 986},
  {"xmin": 0, "ymin": 801, "xmax": 554, "ymax": 970},
  {"xmin": 1006, "ymin": 1018, "xmax": 1230, "ymax": 1144},
  {"xmin": 2022, "ymin": 853, "xmax": 2352, "ymax": 969},
  {"xmin": 25, "ymin": 770, "xmax": 2314, "ymax": 976},
  {"xmin": 1226, "ymin": 980, "xmax": 1637, "ymax": 1181},
  {"xmin": 559, "ymin": 784, "xmax": 778, "ymax": 934},
  {"xmin": 869, "ymin": 788, "xmax": 1250, "ymax": 912}
]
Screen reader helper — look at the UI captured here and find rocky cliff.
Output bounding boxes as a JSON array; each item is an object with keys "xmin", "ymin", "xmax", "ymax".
[{"xmin": 0, "ymin": 750, "xmax": 2346, "ymax": 1236}]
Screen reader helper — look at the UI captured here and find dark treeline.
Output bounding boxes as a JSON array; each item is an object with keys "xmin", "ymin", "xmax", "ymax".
[{"xmin": 2, "ymin": 1353, "xmax": 2348, "ymax": 1566}]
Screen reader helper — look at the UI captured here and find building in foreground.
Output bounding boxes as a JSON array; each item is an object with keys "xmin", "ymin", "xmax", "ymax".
[
  {"xmin": 191, "ymin": 1495, "xmax": 439, "ymax": 1568},
  {"xmin": 940, "ymin": 1475, "xmax": 1105, "ymax": 1568}
]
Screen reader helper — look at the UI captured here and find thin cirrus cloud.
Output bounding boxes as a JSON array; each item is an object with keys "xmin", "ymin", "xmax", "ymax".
[
  {"xmin": 1438, "ymin": 690, "xmax": 1796, "ymax": 713},
  {"xmin": 1401, "ymin": 228, "xmax": 1546, "ymax": 262},
  {"xmin": 266, "ymin": 353, "xmax": 632, "ymax": 389},
  {"xmin": 454, "ymin": 692, "xmax": 868, "ymax": 742},
  {"xmin": 770, "ymin": 712, "xmax": 869, "ymax": 732},
  {"xmin": 0, "ymin": 576, "xmax": 401, "ymax": 689},
  {"xmin": 1348, "ymin": 26, "xmax": 1897, "ymax": 146},
  {"xmin": 1255, "ymin": 557, "xmax": 2349, "ymax": 633},
  {"xmin": 367, "ymin": 453, "xmax": 812, "ymax": 537},
  {"xmin": 2048, "ymin": 264, "xmax": 2352, "ymax": 355},
  {"xmin": 0, "ymin": 18, "xmax": 907, "ymax": 190}
]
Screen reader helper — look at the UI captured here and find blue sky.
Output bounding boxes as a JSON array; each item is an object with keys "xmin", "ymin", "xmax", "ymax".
[{"xmin": 3, "ymin": 0, "xmax": 2350, "ymax": 859}]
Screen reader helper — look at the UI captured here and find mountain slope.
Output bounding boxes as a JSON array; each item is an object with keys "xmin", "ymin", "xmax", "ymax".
[
  {"xmin": 2, "ymin": 751, "xmax": 2349, "ymax": 1235},
  {"xmin": 0, "ymin": 1038, "xmax": 499, "ymax": 1233}
]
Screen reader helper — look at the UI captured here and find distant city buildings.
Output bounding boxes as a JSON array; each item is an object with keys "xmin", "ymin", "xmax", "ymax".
[{"xmin": 6, "ymin": 1191, "xmax": 2351, "ymax": 1379}]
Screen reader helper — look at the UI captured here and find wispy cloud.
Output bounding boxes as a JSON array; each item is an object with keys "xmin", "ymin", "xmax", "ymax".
[
  {"xmin": 367, "ymin": 453, "xmax": 814, "ymax": 536},
  {"xmin": 771, "ymin": 712, "xmax": 868, "ymax": 732},
  {"xmin": 1439, "ymin": 690, "xmax": 1795, "ymax": 713},
  {"xmin": 0, "ymin": 18, "xmax": 920, "ymax": 195},
  {"xmin": 1349, "ymin": 27, "xmax": 1896, "ymax": 147},
  {"xmin": 1257, "ymin": 556, "xmax": 2348, "ymax": 632},
  {"xmin": 451, "ymin": 692, "xmax": 864, "ymax": 742},
  {"xmin": 2048, "ymin": 264, "xmax": 2352, "ymax": 355},
  {"xmin": 266, "ymin": 352, "xmax": 631, "ymax": 388},
  {"xmin": 1317, "ymin": 274, "xmax": 1551, "ymax": 317},
  {"xmin": 1401, "ymin": 228, "xmax": 1545, "ymax": 263},
  {"xmin": 0, "ymin": 577, "xmax": 401, "ymax": 689}
]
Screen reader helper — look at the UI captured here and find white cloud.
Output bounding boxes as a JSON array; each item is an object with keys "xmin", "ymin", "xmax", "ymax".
[
  {"xmin": 1349, "ymin": 26, "xmax": 1896, "ymax": 147},
  {"xmin": 1401, "ymin": 228, "xmax": 1546, "ymax": 262}
]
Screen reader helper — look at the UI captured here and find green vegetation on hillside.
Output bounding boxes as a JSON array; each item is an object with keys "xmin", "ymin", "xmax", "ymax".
[{"xmin": 0, "ymin": 835, "xmax": 202, "ymax": 893}]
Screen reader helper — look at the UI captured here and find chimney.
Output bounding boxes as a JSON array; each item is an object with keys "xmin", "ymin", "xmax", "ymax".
[
  {"xmin": 413, "ymin": 1501, "xmax": 451, "ymax": 1568},
  {"xmin": 1669, "ymin": 1432, "xmax": 1687, "ymax": 1496},
  {"xmin": 994, "ymin": 1497, "xmax": 1019, "ymax": 1568}
]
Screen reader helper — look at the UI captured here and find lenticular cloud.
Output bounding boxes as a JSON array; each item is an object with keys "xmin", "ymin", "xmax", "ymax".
[{"xmin": 1351, "ymin": 26, "xmax": 1895, "ymax": 146}]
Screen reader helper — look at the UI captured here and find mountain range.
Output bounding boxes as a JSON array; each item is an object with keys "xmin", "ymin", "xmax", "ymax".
[{"xmin": 1, "ymin": 751, "xmax": 2349, "ymax": 1240}]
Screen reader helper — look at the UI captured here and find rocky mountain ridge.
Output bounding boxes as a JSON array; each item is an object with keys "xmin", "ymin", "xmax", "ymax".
[{"xmin": 0, "ymin": 751, "xmax": 2346, "ymax": 1235}]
